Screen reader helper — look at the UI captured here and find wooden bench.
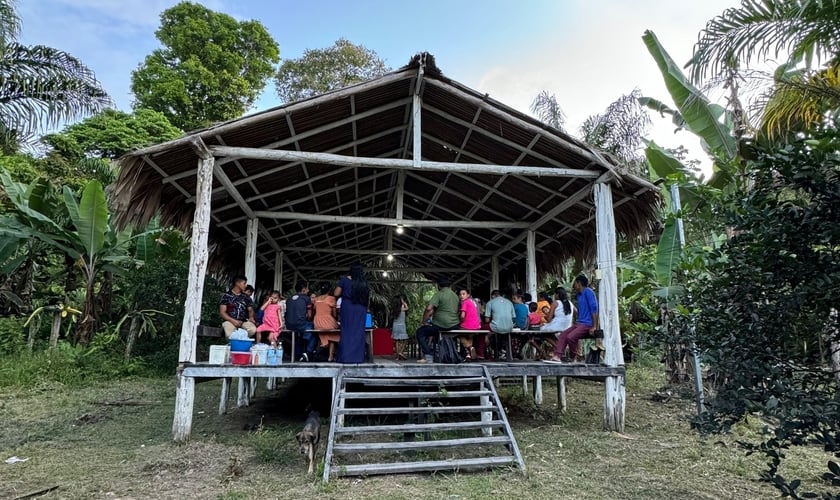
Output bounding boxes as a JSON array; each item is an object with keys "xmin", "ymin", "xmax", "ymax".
[{"xmin": 438, "ymin": 329, "xmax": 562, "ymax": 361}]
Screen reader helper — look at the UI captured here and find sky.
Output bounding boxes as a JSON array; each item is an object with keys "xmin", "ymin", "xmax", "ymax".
[{"xmin": 19, "ymin": 0, "xmax": 743, "ymax": 175}]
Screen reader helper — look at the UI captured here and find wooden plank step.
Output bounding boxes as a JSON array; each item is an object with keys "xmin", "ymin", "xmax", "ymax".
[
  {"xmin": 342, "ymin": 377, "xmax": 488, "ymax": 386},
  {"xmin": 335, "ymin": 420, "xmax": 507, "ymax": 435},
  {"xmin": 341, "ymin": 390, "xmax": 491, "ymax": 399},
  {"xmin": 333, "ymin": 436, "xmax": 511, "ymax": 453},
  {"xmin": 334, "ymin": 456, "xmax": 517, "ymax": 476},
  {"xmin": 338, "ymin": 405, "xmax": 499, "ymax": 415}
]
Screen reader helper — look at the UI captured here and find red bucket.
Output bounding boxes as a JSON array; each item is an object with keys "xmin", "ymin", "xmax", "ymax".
[
  {"xmin": 372, "ymin": 328, "xmax": 392, "ymax": 356},
  {"xmin": 230, "ymin": 351, "xmax": 251, "ymax": 365}
]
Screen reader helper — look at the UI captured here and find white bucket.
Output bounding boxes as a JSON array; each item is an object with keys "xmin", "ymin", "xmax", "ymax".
[{"xmin": 209, "ymin": 345, "xmax": 230, "ymax": 364}]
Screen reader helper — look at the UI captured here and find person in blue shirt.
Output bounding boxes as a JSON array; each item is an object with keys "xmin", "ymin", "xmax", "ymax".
[
  {"xmin": 512, "ymin": 292, "xmax": 529, "ymax": 330},
  {"xmin": 551, "ymin": 275, "xmax": 599, "ymax": 362}
]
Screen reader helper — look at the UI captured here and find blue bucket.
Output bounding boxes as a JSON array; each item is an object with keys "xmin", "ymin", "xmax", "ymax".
[{"xmin": 229, "ymin": 338, "xmax": 254, "ymax": 352}]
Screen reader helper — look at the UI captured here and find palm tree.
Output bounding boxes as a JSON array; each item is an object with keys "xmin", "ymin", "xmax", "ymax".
[
  {"xmin": 687, "ymin": 0, "xmax": 840, "ymax": 139},
  {"xmin": 578, "ymin": 89, "xmax": 651, "ymax": 172},
  {"xmin": 530, "ymin": 91, "xmax": 566, "ymax": 131},
  {"xmin": 0, "ymin": 0, "xmax": 110, "ymax": 151}
]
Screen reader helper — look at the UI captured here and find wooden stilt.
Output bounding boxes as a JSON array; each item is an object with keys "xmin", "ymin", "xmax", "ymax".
[
  {"xmin": 219, "ymin": 377, "xmax": 230, "ymax": 415},
  {"xmin": 534, "ymin": 376, "xmax": 543, "ymax": 405},
  {"xmin": 558, "ymin": 376, "xmax": 567, "ymax": 412},
  {"xmin": 595, "ymin": 182, "xmax": 626, "ymax": 432},
  {"xmin": 172, "ymin": 143, "xmax": 214, "ymax": 442}
]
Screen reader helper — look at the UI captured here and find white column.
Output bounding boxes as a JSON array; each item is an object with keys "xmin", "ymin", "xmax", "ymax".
[
  {"xmin": 274, "ymin": 251, "xmax": 283, "ymax": 292},
  {"xmin": 490, "ymin": 256, "xmax": 499, "ymax": 292},
  {"xmin": 412, "ymin": 94, "xmax": 422, "ymax": 168},
  {"xmin": 594, "ymin": 182, "xmax": 625, "ymax": 433},
  {"xmin": 526, "ymin": 230, "xmax": 537, "ymax": 299},
  {"xmin": 245, "ymin": 218, "xmax": 258, "ymax": 285},
  {"xmin": 173, "ymin": 153, "xmax": 214, "ymax": 442}
]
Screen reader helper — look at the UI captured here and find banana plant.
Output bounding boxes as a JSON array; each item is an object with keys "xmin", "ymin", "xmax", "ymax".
[{"xmin": 0, "ymin": 172, "xmax": 144, "ymax": 346}]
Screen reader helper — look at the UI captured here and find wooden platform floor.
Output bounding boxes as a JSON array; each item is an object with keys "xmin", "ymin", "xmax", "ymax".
[{"xmin": 181, "ymin": 357, "xmax": 624, "ymax": 380}]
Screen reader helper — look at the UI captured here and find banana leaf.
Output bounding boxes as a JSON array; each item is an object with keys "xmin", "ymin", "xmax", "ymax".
[
  {"xmin": 643, "ymin": 30, "xmax": 737, "ymax": 160},
  {"xmin": 74, "ymin": 180, "xmax": 108, "ymax": 257}
]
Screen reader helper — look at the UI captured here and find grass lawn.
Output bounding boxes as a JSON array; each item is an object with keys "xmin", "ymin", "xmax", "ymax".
[{"xmin": 0, "ymin": 363, "xmax": 833, "ymax": 499}]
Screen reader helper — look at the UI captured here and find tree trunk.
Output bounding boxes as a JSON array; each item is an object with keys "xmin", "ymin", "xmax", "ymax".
[
  {"xmin": 125, "ymin": 315, "xmax": 140, "ymax": 361},
  {"xmin": 830, "ymin": 309, "xmax": 840, "ymax": 388},
  {"xmin": 75, "ymin": 268, "xmax": 98, "ymax": 347},
  {"xmin": 49, "ymin": 310, "xmax": 62, "ymax": 349},
  {"xmin": 63, "ymin": 253, "xmax": 78, "ymax": 297},
  {"xmin": 15, "ymin": 243, "xmax": 35, "ymax": 314},
  {"xmin": 97, "ymin": 270, "xmax": 113, "ymax": 320}
]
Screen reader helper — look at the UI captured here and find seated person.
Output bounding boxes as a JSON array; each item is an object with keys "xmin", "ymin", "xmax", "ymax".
[
  {"xmin": 313, "ymin": 283, "xmax": 339, "ymax": 362},
  {"xmin": 219, "ymin": 275, "xmax": 257, "ymax": 338},
  {"xmin": 513, "ymin": 293, "xmax": 529, "ymax": 329},
  {"xmin": 527, "ymin": 302, "xmax": 542, "ymax": 330},
  {"xmin": 285, "ymin": 280, "xmax": 315, "ymax": 361},
  {"xmin": 457, "ymin": 288, "xmax": 481, "ymax": 361},
  {"xmin": 415, "ymin": 277, "xmax": 460, "ymax": 363},
  {"xmin": 484, "ymin": 290, "xmax": 515, "ymax": 360},
  {"xmin": 537, "ymin": 292, "xmax": 552, "ymax": 325}
]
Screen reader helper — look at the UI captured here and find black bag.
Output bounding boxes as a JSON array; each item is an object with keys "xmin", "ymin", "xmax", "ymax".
[{"xmin": 434, "ymin": 336, "xmax": 463, "ymax": 364}]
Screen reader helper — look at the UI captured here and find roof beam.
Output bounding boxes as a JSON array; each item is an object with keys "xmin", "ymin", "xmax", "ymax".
[
  {"xmin": 215, "ymin": 97, "xmax": 412, "ymax": 167},
  {"xmin": 253, "ymin": 211, "xmax": 530, "ymax": 229},
  {"xmin": 207, "ymin": 146, "xmax": 600, "ymax": 179},
  {"xmin": 299, "ymin": 266, "xmax": 466, "ymax": 273},
  {"xmin": 279, "ymin": 246, "xmax": 495, "ymax": 256}
]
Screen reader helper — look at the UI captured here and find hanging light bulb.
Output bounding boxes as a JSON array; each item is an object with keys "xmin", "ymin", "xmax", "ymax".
[
  {"xmin": 386, "ymin": 253, "xmax": 394, "ymax": 262},
  {"xmin": 382, "ymin": 271, "xmax": 389, "ymax": 278},
  {"xmin": 395, "ymin": 225, "xmax": 404, "ymax": 235}
]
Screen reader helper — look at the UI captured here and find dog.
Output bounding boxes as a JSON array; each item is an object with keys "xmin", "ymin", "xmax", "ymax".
[{"xmin": 295, "ymin": 410, "xmax": 321, "ymax": 474}]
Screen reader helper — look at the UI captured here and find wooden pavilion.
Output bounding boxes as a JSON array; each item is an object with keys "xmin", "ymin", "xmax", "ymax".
[{"xmin": 113, "ymin": 53, "xmax": 659, "ymax": 444}]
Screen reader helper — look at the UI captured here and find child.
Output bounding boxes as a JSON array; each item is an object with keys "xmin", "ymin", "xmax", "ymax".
[
  {"xmin": 256, "ymin": 290, "xmax": 284, "ymax": 344},
  {"xmin": 390, "ymin": 295, "xmax": 409, "ymax": 360},
  {"xmin": 527, "ymin": 302, "xmax": 542, "ymax": 330}
]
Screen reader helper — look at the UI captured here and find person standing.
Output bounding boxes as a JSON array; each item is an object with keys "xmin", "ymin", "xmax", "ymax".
[
  {"xmin": 219, "ymin": 275, "xmax": 257, "ymax": 338},
  {"xmin": 285, "ymin": 280, "xmax": 315, "ymax": 361},
  {"xmin": 390, "ymin": 295, "xmax": 409, "ymax": 360},
  {"xmin": 256, "ymin": 290, "xmax": 284, "ymax": 344},
  {"xmin": 335, "ymin": 262, "xmax": 370, "ymax": 364},
  {"xmin": 552, "ymin": 275, "xmax": 599, "ymax": 362},
  {"xmin": 485, "ymin": 289, "xmax": 515, "ymax": 360},
  {"xmin": 415, "ymin": 277, "xmax": 460, "ymax": 363}
]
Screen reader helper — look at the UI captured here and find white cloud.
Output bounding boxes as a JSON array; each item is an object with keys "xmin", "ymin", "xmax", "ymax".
[{"xmin": 470, "ymin": 0, "xmax": 743, "ymax": 177}]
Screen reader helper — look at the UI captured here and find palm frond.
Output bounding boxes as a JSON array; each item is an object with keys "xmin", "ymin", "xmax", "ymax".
[
  {"xmin": 579, "ymin": 89, "xmax": 651, "ymax": 168},
  {"xmin": 0, "ymin": 43, "xmax": 111, "ymax": 140},
  {"xmin": 756, "ymin": 63, "xmax": 840, "ymax": 138},
  {"xmin": 0, "ymin": 0, "xmax": 20, "ymax": 47},
  {"xmin": 530, "ymin": 90, "xmax": 566, "ymax": 131},
  {"xmin": 689, "ymin": 0, "xmax": 840, "ymax": 82}
]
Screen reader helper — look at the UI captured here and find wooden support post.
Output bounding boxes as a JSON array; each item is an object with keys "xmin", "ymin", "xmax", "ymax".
[
  {"xmin": 557, "ymin": 377, "xmax": 567, "ymax": 412},
  {"xmin": 173, "ymin": 146, "xmax": 214, "ymax": 442},
  {"xmin": 49, "ymin": 310, "xmax": 61, "ymax": 349},
  {"xmin": 245, "ymin": 218, "xmax": 258, "ymax": 284},
  {"xmin": 480, "ymin": 379, "xmax": 492, "ymax": 437},
  {"xmin": 395, "ymin": 171, "xmax": 406, "ymax": 220},
  {"xmin": 490, "ymin": 256, "xmax": 499, "ymax": 292},
  {"xmin": 534, "ymin": 376, "xmax": 543, "ymax": 405},
  {"xmin": 594, "ymin": 182, "xmax": 625, "ymax": 432},
  {"xmin": 526, "ymin": 230, "xmax": 537, "ymax": 300},
  {"xmin": 237, "ymin": 377, "xmax": 250, "ymax": 407},
  {"xmin": 412, "ymin": 93, "xmax": 422, "ymax": 168},
  {"xmin": 274, "ymin": 252, "xmax": 283, "ymax": 292},
  {"xmin": 219, "ymin": 377, "xmax": 230, "ymax": 415}
]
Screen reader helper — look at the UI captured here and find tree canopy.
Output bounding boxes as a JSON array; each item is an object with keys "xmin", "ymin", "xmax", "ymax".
[
  {"xmin": 42, "ymin": 108, "xmax": 181, "ymax": 160},
  {"xmin": 274, "ymin": 38, "xmax": 389, "ymax": 103},
  {"xmin": 130, "ymin": 1, "xmax": 279, "ymax": 131},
  {"xmin": 0, "ymin": 0, "xmax": 110, "ymax": 151}
]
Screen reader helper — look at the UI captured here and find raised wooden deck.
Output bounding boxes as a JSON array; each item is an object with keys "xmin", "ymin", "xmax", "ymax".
[{"xmin": 179, "ymin": 359, "xmax": 625, "ymax": 380}]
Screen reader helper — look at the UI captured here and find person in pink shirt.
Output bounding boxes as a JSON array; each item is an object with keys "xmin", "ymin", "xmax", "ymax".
[
  {"xmin": 256, "ymin": 290, "xmax": 284, "ymax": 344},
  {"xmin": 458, "ymin": 288, "xmax": 481, "ymax": 361}
]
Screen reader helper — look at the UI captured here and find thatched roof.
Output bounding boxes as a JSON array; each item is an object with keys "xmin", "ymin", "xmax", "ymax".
[{"xmin": 113, "ymin": 53, "xmax": 660, "ymax": 288}]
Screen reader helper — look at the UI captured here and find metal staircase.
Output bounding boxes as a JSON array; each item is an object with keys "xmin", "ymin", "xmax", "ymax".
[{"xmin": 322, "ymin": 365, "xmax": 525, "ymax": 481}]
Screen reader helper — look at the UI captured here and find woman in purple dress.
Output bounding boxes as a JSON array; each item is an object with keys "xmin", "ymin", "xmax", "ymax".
[{"xmin": 334, "ymin": 262, "xmax": 369, "ymax": 363}]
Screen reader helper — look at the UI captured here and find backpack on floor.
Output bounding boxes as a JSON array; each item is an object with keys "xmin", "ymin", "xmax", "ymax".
[{"xmin": 435, "ymin": 336, "xmax": 463, "ymax": 364}]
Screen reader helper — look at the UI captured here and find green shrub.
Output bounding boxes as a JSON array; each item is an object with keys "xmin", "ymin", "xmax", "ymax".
[{"xmin": 0, "ymin": 316, "xmax": 26, "ymax": 355}]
